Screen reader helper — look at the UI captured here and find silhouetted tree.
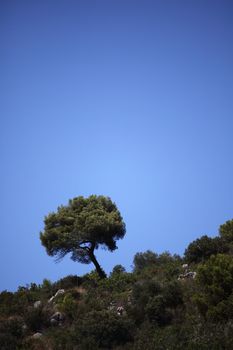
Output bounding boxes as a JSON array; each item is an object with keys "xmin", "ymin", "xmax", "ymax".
[{"xmin": 40, "ymin": 195, "xmax": 126, "ymax": 279}]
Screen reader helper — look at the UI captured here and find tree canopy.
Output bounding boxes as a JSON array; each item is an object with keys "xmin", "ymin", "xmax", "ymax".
[
  {"xmin": 40, "ymin": 195, "xmax": 126, "ymax": 278},
  {"xmin": 219, "ymin": 219, "xmax": 233, "ymax": 243},
  {"xmin": 195, "ymin": 254, "xmax": 233, "ymax": 321},
  {"xmin": 183, "ymin": 235, "xmax": 227, "ymax": 264}
]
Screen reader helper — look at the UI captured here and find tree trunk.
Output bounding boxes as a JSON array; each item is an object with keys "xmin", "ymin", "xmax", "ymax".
[{"xmin": 89, "ymin": 251, "xmax": 107, "ymax": 279}]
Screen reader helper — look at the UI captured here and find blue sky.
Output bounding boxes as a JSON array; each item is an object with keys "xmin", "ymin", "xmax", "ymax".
[{"xmin": 1, "ymin": 0, "xmax": 233, "ymax": 291}]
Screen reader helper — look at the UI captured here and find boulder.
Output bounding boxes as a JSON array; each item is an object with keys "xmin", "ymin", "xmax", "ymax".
[
  {"xmin": 48, "ymin": 295, "xmax": 55, "ymax": 303},
  {"xmin": 182, "ymin": 264, "xmax": 188, "ymax": 269},
  {"xmin": 50, "ymin": 318, "xmax": 58, "ymax": 326},
  {"xmin": 32, "ymin": 332, "xmax": 43, "ymax": 339},
  {"xmin": 186, "ymin": 271, "xmax": 197, "ymax": 279},
  {"xmin": 178, "ymin": 271, "xmax": 196, "ymax": 280},
  {"xmin": 51, "ymin": 311, "xmax": 65, "ymax": 321},
  {"xmin": 34, "ymin": 300, "xmax": 42, "ymax": 308},
  {"xmin": 117, "ymin": 306, "xmax": 124, "ymax": 316},
  {"xmin": 48, "ymin": 289, "xmax": 65, "ymax": 303},
  {"xmin": 50, "ymin": 311, "xmax": 65, "ymax": 326},
  {"xmin": 22, "ymin": 324, "xmax": 28, "ymax": 332},
  {"xmin": 54, "ymin": 289, "xmax": 65, "ymax": 297}
]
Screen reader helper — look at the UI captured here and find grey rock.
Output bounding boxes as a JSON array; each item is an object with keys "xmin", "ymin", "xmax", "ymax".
[
  {"xmin": 182, "ymin": 264, "xmax": 189, "ymax": 269},
  {"xmin": 48, "ymin": 295, "xmax": 55, "ymax": 303},
  {"xmin": 48, "ymin": 289, "xmax": 65, "ymax": 303},
  {"xmin": 22, "ymin": 324, "xmax": 27, "ymax": 332},
  {"xmin": 34, "ymin": 300, "xmax": 42, "ymax": 308},
  {"xmin": 50, "ymin": 318, "xmax": 58, "ymax": 326},
  {"xmin": 50, "ymin": 311, "xmax": 65, "ymax": 322},
  {"xmin": 32, "ymin": 332, "xmax": 43, "ymax": 339},
  {"xmin": 54, "ymin": 289, "xmax": 65, "ymax": 297},
  {"xmin": 117, "ymin": 306, "xmax": 124, "ymax": 316},
  {"xmin": 178, "ymin": 271, "xmax": 196, "ymax": 280}
]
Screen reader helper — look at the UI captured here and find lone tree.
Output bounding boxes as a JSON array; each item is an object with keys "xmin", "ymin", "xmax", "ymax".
[{"xmin": 40, "ymin": 195, "xmax": 126, "ymax": 279}]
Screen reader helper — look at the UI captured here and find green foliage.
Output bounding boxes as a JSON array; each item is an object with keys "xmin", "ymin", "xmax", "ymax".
[
  {"xmin": 0, "ymin": 287, "xmax": 35, "ymax": 316},
  {"xmin": 57, "ymin": 292, "xmax": 78, "ymax": 320},
  {"xmin": 103, "ymin": 270, "xmax": 135, "ymax": 294},
  {"xmin": 0, "ymin": 291, "xmax": 15, "ymax": 316},
  {"xmin": 129, "ymin": 279, "xmax": 162, "ymax": 324},
  {"xmin": 0, "ymin": 317, "xmax": 24, "ymax": 350},
  {"xmin": 24, "ymin": 306, "xmax": 50, "ymax": 332},
  {"xmin": 219, "ymin": 219, "xmax": 233, "ymax": 243},
  {"xmin": 40, "ymin": 195, "xmax": 126, "ymax": 278},
  {"xmin": 130, "ymin": 277, "xmax": 183, "ymax": 327},
  {"xmin": 133, "ymin": 250, "xmax": 158, "ymax": 271},
  {"xmin": 1, "ymin": 217, "xmax": 233, "ymax": 349},
  {"xmin": 111, "ymin": 264, "xmax": 126, "ymax": 275},
  {"xmin": 133, "ymin": 250, "xmax": 181, "ymax": 280},
  {"xmin": 41, "ymin": 278, "xmax": 52, "ymax": 291},
  {"xmin": 184, "ymin": 235, "xmax": 227, "ymax": 264},
  {"xmin": 44, "ymin": 328, "xmax": 74, "ymax": 350},
  {"xmin": 53, "ymin": 274, "xmax": 82, "ymax": 290},
  {"xmin": 133, "ymin": 321, "xmax": 233, "ymax": 350},
  {"xmin": 194, "ymin": 254, "xmax": 233, "ymax": 321},
  {"xmin": 21, "ymin": 337, "xmax": 48, "ymax": 350},
  {"xmin": 72, "ymin": 310, "xmax": 133, "ymax": 349},
  {"xmin": 163, "ymin": 280, "xmax": 183, "ymax": 308},
  {"xmin": 145, "ymin": 295, "xmax": 172, "ymax": 326}
]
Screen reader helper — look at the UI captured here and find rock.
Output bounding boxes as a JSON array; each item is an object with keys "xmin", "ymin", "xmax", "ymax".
[
  {"xmin": 22, "ymin": 324, "xmax": 28, "ymax": 332},
  {"xmin": 32, "ymin": 332, "xmax": 43, "ymax": 339},
  {"xmin": 34, "ymin": 300, "xmax": 42, "ymax": 308},
  {"xmin": 117, "ymin": 306, "xmax": 124, "ymax": 316},
  {"xmin": 182, "ymin": 264, "xmax": 188, "ymax": 269},
  {"xmin": 186, "ymin": 271, "xmax": 197, "ymax": 279},
  {"xmin": 50, "ymin": 318, "xmax": 58, "ymax": 326},
  {"xmin": 48, "ymin": 295, "xmax": 55, "ymax": 303},
  {"xmin": 54, "ymin": 289, "xmax": 65, "ymax": 297},
  {"xmin": 50, "ymin": 311, "xmax": 65, "ymax": 324},
  {"xmin": 48, "ymin": 289, "xmax": 65, "ymax": 303},
  {"xmin": 178, "ymin": 271, "xmax": 196, "ymax": 280},
  {"xmin": 108, "ymin": 301, "xmax": 117, "ymax": 311}
]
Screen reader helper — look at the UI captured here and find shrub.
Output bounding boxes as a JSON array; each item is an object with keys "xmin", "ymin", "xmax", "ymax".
[
  {"xmin": 53, "ymin": 275, "xmax": 83, "ymax": 290},
  {"xmin": 72, "ymin": 310, "xmax": 133, "ymax": 349},
  {"xmin": 24, "ymin": 307, "xmax": 50, "ymax": 332},
  {"xmin": 194, "ymin": 254, "xmax": 233, "ymax": 321},
  {"xmin": 0, "ymin": 317, "xmax": 24, "ymax": 350}
]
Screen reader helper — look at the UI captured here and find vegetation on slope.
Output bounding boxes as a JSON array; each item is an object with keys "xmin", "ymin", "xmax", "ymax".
[{"xmin": 1, "ymin": 218, "xmax": 233, "ymax": 349}]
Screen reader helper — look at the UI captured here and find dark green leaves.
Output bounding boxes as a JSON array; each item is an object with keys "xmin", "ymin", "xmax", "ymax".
[{"xmin": 40, "ymin": 195, "xmax": 126, "ymax": 278}]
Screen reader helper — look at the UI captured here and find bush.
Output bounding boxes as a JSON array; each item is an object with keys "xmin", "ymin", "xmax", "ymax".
[
  {"xmin": 194, "ymin": 254, "xmax": 233, "ymax": 321},
  {"xmin": 57, "ymin": 292, "xmax": 78, "ymax": 320},
  {"xmin": 72, "ymin": 310, "xmax": 133, "ymax": 349},
  {"xmin": 145, "ymin": 295, "xmax": 171, "ymax": 326},
  {"xmin": 111, "ymin": 264, "xmax": 126, "ymax": 275},
  {"xmin": 53, "ymin": 275, "xmax": 83, "ymax": 290},
  {"xmin": 0, "ymin": 317, "xmax": 24, "ymax": 350},
  {"xmin": 24, "ymin": 306, "xmax": 50, "ymax": 332},
  {"xmin": 184, "ymin": 235, "xmax": 228, "ymax": 264}
]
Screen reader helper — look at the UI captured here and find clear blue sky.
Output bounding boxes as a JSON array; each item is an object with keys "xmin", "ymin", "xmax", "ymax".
[{"xmin": 1, "ymin": 0, "xmax": 233, "ymax": 291}]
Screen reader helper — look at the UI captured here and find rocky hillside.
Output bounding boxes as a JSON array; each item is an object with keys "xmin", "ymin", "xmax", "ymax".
[{"xmin": 1, "ymin": 219, "xmax": 233, "ymax": 349}]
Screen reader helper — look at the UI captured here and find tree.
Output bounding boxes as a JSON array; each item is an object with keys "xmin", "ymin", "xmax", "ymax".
[
  {"xmin": 133, "ymin": 250, "xmax": 158, "ymax": 272},
  {"xmin": 219, "ymin": 219, "xmax": 233, "ymax": 243},
  {"xmin": 40, "ymin": 195, "xmax": 126, "ymax": 279},
  {"xmin": 194, "ymin": 254, "xmax": 233, "ymax": 321},
  {"xmin": 184, "ymin": 235, "xmax": 227, "ymax": 264}
]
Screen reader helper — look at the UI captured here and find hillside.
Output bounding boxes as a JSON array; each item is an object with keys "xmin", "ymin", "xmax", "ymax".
[{"xmin": 1, "ymin": 219, "xmax": 233, "ymax": 350}]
